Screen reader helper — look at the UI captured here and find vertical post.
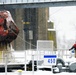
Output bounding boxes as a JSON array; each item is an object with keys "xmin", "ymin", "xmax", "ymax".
[
  {"xmin": 25, "ymin": 50, "xmax": 26, "ymax": 71},
  {"xmin": 29, "ymin": 30, "xmax": 33, "ymax": 49},
  {"xmin": 75, "ymin": 50, "xmax": 76, "ymax": 58},
  {"xmin": 5, "ymin": 54, "xmax": 7, "ymax": 75},
  {"xmin": 23, "ymin": 30, "xmax": 25, "ymax": 50},
  {"xmin": 32, "ymin": 55, "xmax": 34, "ymax": 75},
  {"xmin": 37, "ymin": 41, "xmax": 38, "ymax": 71},
  {"xmin": 30, "ymin": 40, "xmax": 31, "ymax": 49},
  {"xmin": 2, "ymin": 51, "xmax": 3, "ymax": 63}
]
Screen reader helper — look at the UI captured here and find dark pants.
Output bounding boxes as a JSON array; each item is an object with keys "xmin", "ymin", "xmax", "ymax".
[{"xmin": 75, "ymin": 50, "xmax": 76, "ymax": 58}]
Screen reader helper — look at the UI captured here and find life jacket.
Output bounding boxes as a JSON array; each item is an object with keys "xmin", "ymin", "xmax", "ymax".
[
  {"xmin": 0, "ymin": 10, "xmax": 19, "ymax": 45},
  {"xmin": 0, "ymin": 17, "xmax": 4, "ymax": 25},
  {"xmin": 5, "ymin": 21, "xmax": 19, "ymax": 43},
  {"xmin": 73, "ymin": 44, "xmax": 76, "ymax": 48},
  {"xmin": 0, "ymin": 26, "xmax": 8, "ymax": 36},
  {"xmin": 0, "ymin": 17, "xmax": 8, "ymax": 42}
]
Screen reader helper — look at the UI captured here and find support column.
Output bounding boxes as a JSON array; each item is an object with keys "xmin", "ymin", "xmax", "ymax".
[{"xmin": 37, "ymin": 8, "xmax": 49, "ymax": 40}]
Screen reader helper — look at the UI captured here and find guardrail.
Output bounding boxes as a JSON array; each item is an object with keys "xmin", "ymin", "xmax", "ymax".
[
  {"xmin": 0, "ymin": 49, "xmax": 74, "ymax": 74},
  {"xmin": 0, "ymin": 49, "xmax": 74, "ymax": 62}
]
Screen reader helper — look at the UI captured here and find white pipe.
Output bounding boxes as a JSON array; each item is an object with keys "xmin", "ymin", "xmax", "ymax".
[
  {"xmin": 5, "ymin": 54, "xmax": 7, "ymax": 75},
  {"xmin": 32, "ymin": 55, "xmax": 34, "ymax": 75},
  {"xmin": 25, "ymin": 50, "xmax": 26, "ymax": 71}
]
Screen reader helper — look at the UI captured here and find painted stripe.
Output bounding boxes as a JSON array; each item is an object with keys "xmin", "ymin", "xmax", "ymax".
[{"xmin": 44, "ymin": 55, "xmax": 57, "ymax": 58}]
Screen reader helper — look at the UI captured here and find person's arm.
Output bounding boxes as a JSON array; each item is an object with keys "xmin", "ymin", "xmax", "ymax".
[{"xmin": 69, "ymin": 46, "xmax": 74, "ymax": 50}]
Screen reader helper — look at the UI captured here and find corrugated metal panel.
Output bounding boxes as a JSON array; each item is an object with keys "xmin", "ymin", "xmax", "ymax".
[{"xmin": 0, "ymin": 0, "xmax": 72, "ymax": 4}]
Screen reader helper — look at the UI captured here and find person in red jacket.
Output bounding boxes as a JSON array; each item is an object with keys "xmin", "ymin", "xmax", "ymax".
[
  {"xmin": 0, "ymin": 10, "xmax": 19, "ymax": 46},
  {"xmin": 69, "ymin": 42, "xmax": 76, "ymax": 58}
]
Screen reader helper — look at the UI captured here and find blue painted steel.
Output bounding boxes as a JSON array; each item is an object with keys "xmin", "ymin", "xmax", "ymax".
[
  {"xmin": 44, "ymin": 55, "xmax": 57, "ymax": 58},
  {"xmin": 72, "ymin": 50, "xmax": 75, "ymax": 53}
]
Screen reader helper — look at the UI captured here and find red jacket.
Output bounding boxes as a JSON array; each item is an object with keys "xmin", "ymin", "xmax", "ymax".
[{"xmin": 69, "ymin": 44, "xmax": 76, "ymax": 50}]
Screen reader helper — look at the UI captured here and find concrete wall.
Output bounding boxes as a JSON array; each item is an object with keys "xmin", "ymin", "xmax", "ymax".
[
  {"xmin": 11, "ymin": 8, "xmax": 49, "ymax": 50},
  {"xmin": 37, "ymin": 8, "xmax": 49, "ymax": 40}
]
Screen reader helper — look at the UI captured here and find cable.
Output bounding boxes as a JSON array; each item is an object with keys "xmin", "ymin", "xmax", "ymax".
[{"xmin": 8, "ymin": 27, "xmax": 36, "ymax": 48}]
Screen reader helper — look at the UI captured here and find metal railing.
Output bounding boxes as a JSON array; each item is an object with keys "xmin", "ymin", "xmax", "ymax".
[
  {"xmin": 0, "ymin": 49, "xmax": 74, "ymax": 74},
  {"xmin": 0, "ymin": 49, "xmax": 74, "ymax": 62},
  {"xmin": 0, "ymin": 0, "xmax": 74, "ymax": 4}
]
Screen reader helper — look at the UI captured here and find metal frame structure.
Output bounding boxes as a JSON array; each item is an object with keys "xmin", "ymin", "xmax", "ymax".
[{"xmin": 0, "ymin": 1, "xmax": 76, "ymax": 9}]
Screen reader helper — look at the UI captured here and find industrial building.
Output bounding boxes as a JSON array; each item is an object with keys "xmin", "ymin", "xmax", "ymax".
[{"xmin": 9, "ymin": 8, "xmax": 57, "ymax": 50}]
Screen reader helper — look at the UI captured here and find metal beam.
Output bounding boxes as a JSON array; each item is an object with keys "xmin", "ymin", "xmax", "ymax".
[{"xmin": 0, "ymin": 1, "xmax": 76, "ymax": 9}]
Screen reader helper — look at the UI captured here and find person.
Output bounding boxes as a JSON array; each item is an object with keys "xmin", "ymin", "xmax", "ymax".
[
  {"xmin": 0, "ymin": 10, "xmax": 19, "ymax": 45},
  {"xmin": 69, "ymin": 42, "xmax": 76, "ymax": 58}
]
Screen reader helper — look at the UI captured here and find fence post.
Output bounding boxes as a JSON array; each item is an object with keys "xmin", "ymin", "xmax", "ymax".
[
  {"xmin": 25, "ymin": 50, "xmax": 26, "ymax": 71},
  {"xmin": 17, "ymin": 69, "xmax": 22, "ymax": 75},
  {"xmin": 32, "ymin": 55, "xmax": 34, "ymax": 75},
  {"xmin": 5, "ymin": 54, "xmax": 7, "ymax": 75}
]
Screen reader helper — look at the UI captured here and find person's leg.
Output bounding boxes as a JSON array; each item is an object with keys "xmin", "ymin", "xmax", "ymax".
[{"xmin": 75, "ymin": 50, "xmax": 76, "ymax": 58}]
